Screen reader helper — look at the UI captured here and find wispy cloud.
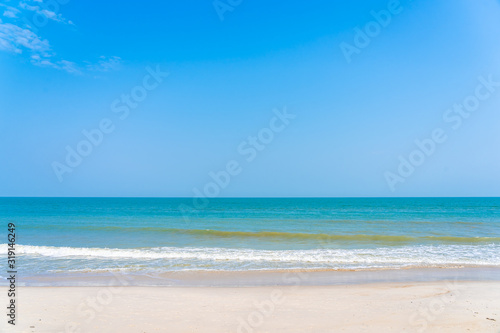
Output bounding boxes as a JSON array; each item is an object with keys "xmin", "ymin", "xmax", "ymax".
[
  {"xmin": 0, "ymin": 21, "xmax": 85, "ymax": 75},
  {"xmin": 58, "ymin": 59, "xmax": 81, "ymax": 74},
  {"xmin": 86, "ymin": 56, "xmax": 122, "ymax": 72},
  {"xmin": 1, "ymin": 4, "xmax": 21, "ymax": 19},
  {"xmin": 0, "ymin": 21, "xmax": 50, "ymax": 54},
  {"xmin": 29, "ymin": 54, "xmax": 82, "ymax": 75},
  {"xmin": 3, "ymin": 10, "xmax": 17, "ymax": 18},
  {"xmin": 19, "ymin": 1, "xmax": 74, "ymax": 25},
  {"xmin": 30, "ymin": 53, "xmax": 56, "ymax": 67},
  {"xmin": 0, "ymin": 1, "xmax": 121, "ymax": 75}
]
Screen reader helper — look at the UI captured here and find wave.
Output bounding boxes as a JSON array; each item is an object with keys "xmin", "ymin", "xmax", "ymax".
[
  {"xmin": 2, "ymin": 244, "xmax": 500, "ymax": 267},
  {"xmin": 22, "ymin": 226, "xmax": 500, "ymax": 244},
  {"xmin": 177, "ymin": 231, "xmax": 500, "ymax": 244}
]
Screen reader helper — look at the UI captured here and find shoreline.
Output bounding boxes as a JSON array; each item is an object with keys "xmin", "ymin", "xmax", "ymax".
[
  {"xmin": 13, "ymin": 266, "xmax": 500, "ymax": 287},
  {"xmin": 5, "ymin": 281, "xmax": 500, "ymax": 332}
]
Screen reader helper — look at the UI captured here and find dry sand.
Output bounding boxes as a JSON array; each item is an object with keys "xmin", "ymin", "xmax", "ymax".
[{"xmin": 3, "ymin": 281, "xmax": 500, "ymax": 333}]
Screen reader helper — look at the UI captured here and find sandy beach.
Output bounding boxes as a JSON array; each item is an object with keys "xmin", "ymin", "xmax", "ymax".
[{"xmin": 4, "ymin": 280, "xmax": 499, "ymax": 333}]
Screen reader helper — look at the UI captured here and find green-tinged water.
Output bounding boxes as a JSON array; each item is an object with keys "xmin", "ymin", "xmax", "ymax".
[{"xmin": 1, "ymin": 197, "xmax": 499, "ymax": 277}]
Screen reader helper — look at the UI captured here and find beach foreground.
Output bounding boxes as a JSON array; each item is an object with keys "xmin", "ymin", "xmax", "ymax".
[{"xmin": 5, "ymin": 281, "xmax": 500, "ymax": 333}]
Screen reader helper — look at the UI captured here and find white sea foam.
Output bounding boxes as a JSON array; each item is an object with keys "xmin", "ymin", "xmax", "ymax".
[{"xmin": 2, "ymin": 244, "xmax": 500, "ymax": 268}]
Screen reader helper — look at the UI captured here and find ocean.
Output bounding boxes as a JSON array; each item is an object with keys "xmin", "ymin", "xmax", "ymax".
[{"xmin": 1, "ymin": 197, "xmax": 500, "ymax": 280}]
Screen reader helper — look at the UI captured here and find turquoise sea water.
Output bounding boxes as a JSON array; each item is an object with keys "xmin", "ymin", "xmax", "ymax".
[{"xmin": 1, "ymin": 197, "xmax": 500, "ymax": 276}]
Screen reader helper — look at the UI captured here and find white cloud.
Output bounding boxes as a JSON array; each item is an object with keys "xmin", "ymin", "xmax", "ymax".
[
  {"xmin": 3, "ymin": 10, "xmax": 18, "ymax": 18},
  {"xmin": 19, "ymin": 1, "xmax": 74, "ymax": 25},
  {"xmin": 0, "ymin": 22, "xmax": 50, "ymax": 54},
  {"xmin": 58, "ymin": 60, "xmax": 81, "ymax": 75},
  {"xmin": 0, "ymin": 4, "xmax": 21, "ymax": 19},
  {"xmin": 29, "ymin": 54, "xmax": 83, "ymax": 75},
  {"xmin": 0, "ymin": 22, "xmax": 82, "ymax": 74},
  {"xmin": 31, "ymin": 57, "xmax": 56, "ymax": 68},
  {"xmin": 18, "ymin": 3, "xmax": 38, "ymax": 12},
  {"xmin": 0, "ymin": 2, "xmax": 120, "ymax": 75},
  {"xmin": 87, "ymin": 56, "xmax": 122, "ymax": 72}
]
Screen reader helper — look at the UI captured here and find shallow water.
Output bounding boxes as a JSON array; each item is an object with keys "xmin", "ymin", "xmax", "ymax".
[{"xmin": 1, "ymin": 197, "xmax": 499, "ymax": 276}]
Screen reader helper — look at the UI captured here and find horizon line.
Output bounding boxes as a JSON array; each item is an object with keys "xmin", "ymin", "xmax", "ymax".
[{"xmin": 1, "ymin": 196, "xmax": 499, "ymax": 199}]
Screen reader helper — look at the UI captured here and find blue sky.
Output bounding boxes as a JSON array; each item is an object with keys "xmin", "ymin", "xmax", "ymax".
[{"xmin": 1, "ymin": 0, "xmax": 500, "ymax": 197}]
